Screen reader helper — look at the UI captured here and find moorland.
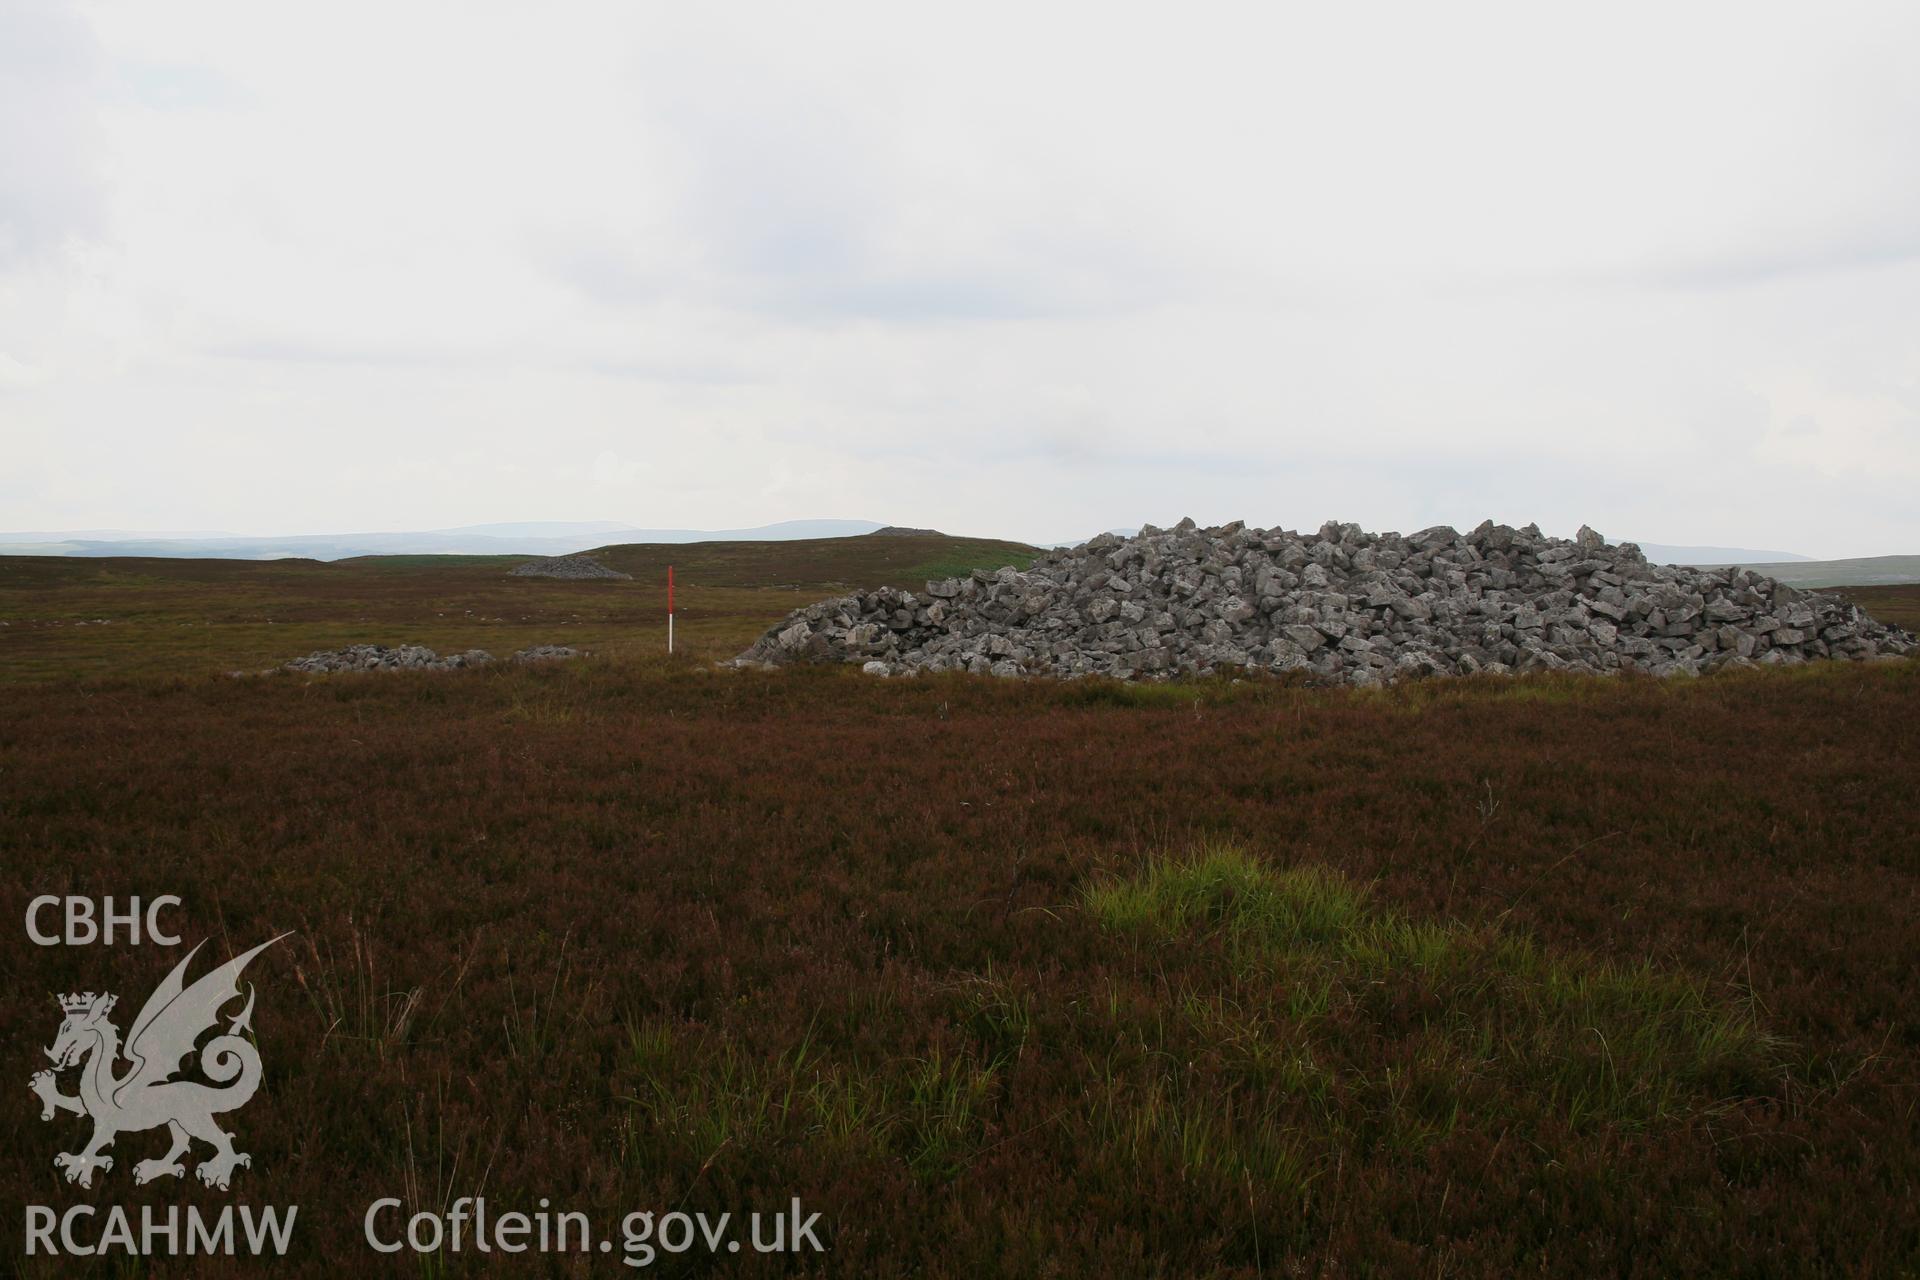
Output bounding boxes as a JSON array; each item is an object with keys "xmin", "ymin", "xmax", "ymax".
[{"xmin": 2, "ymin": 534, "xmax": 1917, "ymax": 1275}]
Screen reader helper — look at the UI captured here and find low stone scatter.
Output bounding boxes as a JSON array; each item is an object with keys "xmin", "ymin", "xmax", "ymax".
[
  {"xmin": 279, "ymin": 643, "xmax": 581, "ymax": 674},
  {"xmin": 509, "ymin": 555, "xmax": 631, "ymax": 580},
  {"xmin": 735, "ymin": 517, "xmax": 1914, "ymax": 684},
  {"xmin": 510, "ymin": 644, "xmax": 583, "ymax": 663},
  {"xmin": 869, "ymin": 525, "xmax": 944, "ymax": 537}
]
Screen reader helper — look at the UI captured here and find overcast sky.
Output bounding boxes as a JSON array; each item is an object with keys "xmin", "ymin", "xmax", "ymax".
[{"xmin": 4, "ymin": 1, "xmax": 1918, "ymax": 554}]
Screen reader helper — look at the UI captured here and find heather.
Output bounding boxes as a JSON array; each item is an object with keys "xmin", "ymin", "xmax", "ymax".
[{"xmin": 2, "ymin": 551, "xmax": 1918, "ymax": 1274}]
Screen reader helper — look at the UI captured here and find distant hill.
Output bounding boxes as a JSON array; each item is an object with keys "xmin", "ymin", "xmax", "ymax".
[
  {"xmin": 1707, "ymin": 556, "xmax": 1920, "ymax": 588},
  {"xmin": 0, "ymin": 531, "xmax": 1040, "ymax": 599},
  {"xmin": 17, "ymin": 524, "xmax": 1903, "ymax": 588},
  {"xmin": 1637, "ymin": 543, "xmax": 1810, "ymax": 566},
  {"xmin": 582, "ymin": 533, "xmax": 1038, "ymax": 590},
  {"xmin": 0, "ymin": 519, "xmax": 888, "ymax": 561}
]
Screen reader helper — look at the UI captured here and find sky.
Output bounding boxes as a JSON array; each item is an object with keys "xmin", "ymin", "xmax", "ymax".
[{"xmin": 3, "ymin": 1, "xmax": 1918, "ymax": 556}]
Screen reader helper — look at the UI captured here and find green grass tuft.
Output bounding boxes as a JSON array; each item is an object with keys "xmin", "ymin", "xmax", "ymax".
[{"xmin": 1085, "ymin": 843, "xmax": 1783, "ymax": 1136}]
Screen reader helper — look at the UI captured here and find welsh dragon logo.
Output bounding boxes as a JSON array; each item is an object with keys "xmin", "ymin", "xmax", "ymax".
[{"xmin": 30, "ymin": 935, "xmax": 287, "ymax": 1190}]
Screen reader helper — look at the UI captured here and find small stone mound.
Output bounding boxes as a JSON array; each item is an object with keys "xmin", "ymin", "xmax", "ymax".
[
  {"xmin": 869, "ymin": 526, "xmax": 942, "ymax": 537},
  {"xmin": 734, "ymin": 518, "xmax": 1914, "ymax": 685},
  {"xmin": 284, "ymin": 644, "xmax": 492, "ymax": 673},
  {"xmin": 510, "ymin": 556, "xmax": 631, "ymax": 580},
  {"xmin": 512, "ymin": 644, "xmax": 580, "ymax": 662},
  {"xmin": 281, "ymin": 644, "xmax": 581, "ymax": 673}
]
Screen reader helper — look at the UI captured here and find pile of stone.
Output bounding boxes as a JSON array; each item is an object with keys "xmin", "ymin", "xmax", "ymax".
[
  {"xmin": 282, "ymin": 644, "xmax": 580, "ymax": 674},
  {"xmin": 733, "ymin": 518, "xmax": 1913, "ymax": 684},
  {"xmin": 510, "ymin": 556, "xmax": 631, "ymax": 580},
  {"xmin": 510, "ymin": 645, "xmax": 583, "ymax": 663}
]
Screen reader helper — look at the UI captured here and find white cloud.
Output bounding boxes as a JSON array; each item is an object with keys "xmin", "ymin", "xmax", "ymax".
[{"xmin": 1, "ymin": 0, "xmax": 1917, "ymax": 554}]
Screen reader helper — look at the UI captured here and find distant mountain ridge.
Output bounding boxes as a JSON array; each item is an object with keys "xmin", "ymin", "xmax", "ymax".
[
  {"xmin": 1699, "ymin": 556, "xmax": 1920, "ymax": 588},
  {"xmin": 10, "ymin": 523, "xmax": 1908, "ymax": 585},
  {"xmin": 1635, "ymin": 543, "xmax": 1810, "ymax": 566},
  {"xmin": 0, "ymin": 519, "xmax": 887, "ymax": 561}
]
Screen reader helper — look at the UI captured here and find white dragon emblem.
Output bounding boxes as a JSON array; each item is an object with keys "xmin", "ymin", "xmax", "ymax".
[{"xmin": 30, "ymin": 934, "xmax": 288, "ymax": 1190}]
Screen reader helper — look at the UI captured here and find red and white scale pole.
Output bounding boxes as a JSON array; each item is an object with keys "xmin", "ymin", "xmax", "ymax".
[{"xmin": 667, "ymin": 564, "xmax": 675, "ymax": 654}]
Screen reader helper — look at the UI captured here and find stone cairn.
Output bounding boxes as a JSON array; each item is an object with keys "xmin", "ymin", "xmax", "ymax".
[
  {"xmin": 282, "ymin": 644, "xmax": 580, "ymax": 673},
  {"xmin": 734, "ymin": 518, "xmax": 1913, "ymax": 684}
]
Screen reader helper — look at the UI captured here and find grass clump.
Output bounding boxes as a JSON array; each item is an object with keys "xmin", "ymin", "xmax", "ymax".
[
  {"xmin": 1085, "ymin": 843, "xmax": 1782, "ymax": 1134},
  {"xmin": 620, "ymin": 1025, "xmax": 1004, "ymax": 1186},
  {"xmin": 1086, "ymin": 845, "xmax": 1369, "ymax": 947}
]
